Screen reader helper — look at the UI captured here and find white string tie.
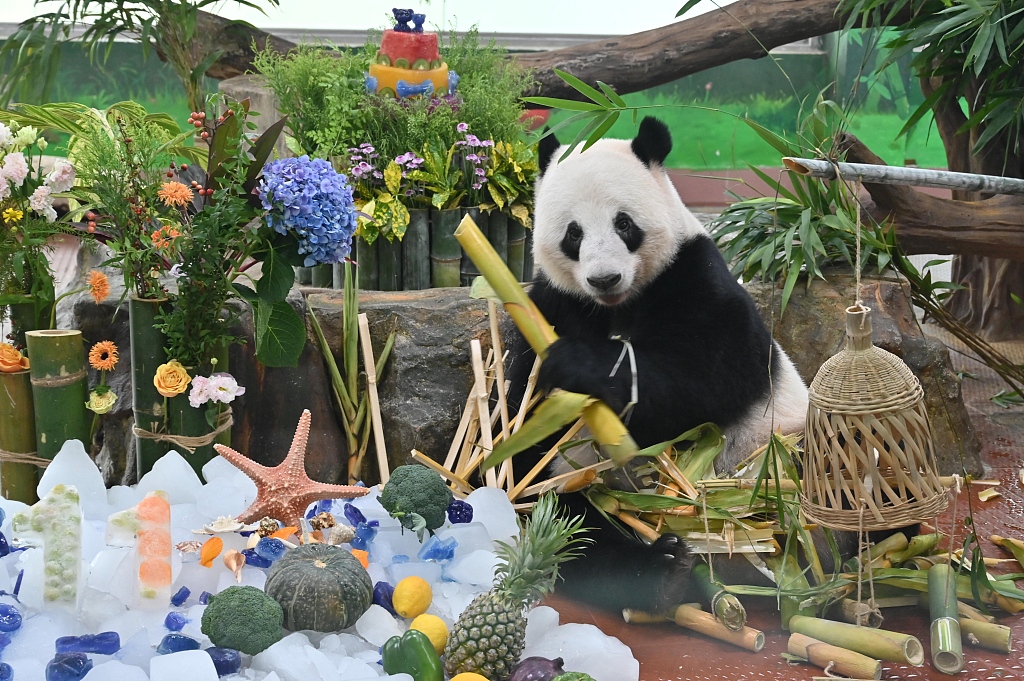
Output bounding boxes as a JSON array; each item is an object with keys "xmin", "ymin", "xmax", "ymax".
[{"xmin": 609, "ymin": 335, "xmax": 638, "ymax": 423}]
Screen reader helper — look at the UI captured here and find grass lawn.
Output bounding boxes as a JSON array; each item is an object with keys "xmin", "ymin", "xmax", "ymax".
[{"xmin": 547, "ymin": 97, "xmax": 949, "ymax": 170}]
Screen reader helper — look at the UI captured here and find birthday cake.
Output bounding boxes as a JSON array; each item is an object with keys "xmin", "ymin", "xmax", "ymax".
[{"xmin": 366, "ymin": 8, "xmax": 459, "ymax": 98}]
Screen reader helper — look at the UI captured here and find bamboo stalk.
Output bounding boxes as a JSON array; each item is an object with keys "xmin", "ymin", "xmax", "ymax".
[
  {"xmin": 512, "ymin": 355, "xmax": 541, "ymax": 434},
  {"xmin": 507, "ymin": 419, "xmax": 585, "ymax": 501},
  {"xmin": 129, "ymin": 296, "xmax": 171, "ymax": 476},
  {"xmin": 461, "ymin": 208, "xmax": 489, "ymax": 286},
  {"xmin": 377, "ymin": 236, "xmax": 403, "ymax": 291},
  {"xmin": 788, "ymin": 616, "xmax": 925, "ymax": 666},
  {"xmin": 488, "ymin": 211, "xmax": 509, "ymax": 265},
  {"xmin": 470, "ymin": 340, "xmax": 497, "ymax": 487},
  {"xmin": 444, "ymin": 391, "xmax": 477, "ymax": 471},
  {"xmin": 928, "ymin": 564, "xmax": 964, "ymax": 674},
  {"xmin": 782, "ymin": 157, "xmax": 1024, "ymax": 195},
  {"xmin": 519, "ymin": 461, "xmax": 614, "ymax": 498},
  {"xmin": 616, "ymin": 512, "xmax": 661, "ymax": 542},
  {"xmin": 0, "ymin": 369, "xmax": 39, "ymax": 503},
  {"xmin": 888, "ymin": 533, "xmax": 942, "ymax": 564},
  {"xmin": 507, "ymin": 216, "xmax": 526, "ymax": 282},
  {"xmin": 669, "ymin": 604, "xmax": 764, "ymax": 652},
  {"xmin": 455, "ymin": 215, "xmax": 638, "ymax": 466},
  {"xmin": 788, "ymin": 632, "xmax": 882, "ymax": 680},
  {"xmin": 358, "ymin": 314, "xmax": 389, "ymax": 483},
  {"xmin": 25, "ymin": 330, "xmax": 90, "ymax": 460},
  {"xmin": 692, "ymin": 561, "xmax": 746, "ymax": 631},
  {"xmin": 658, "ymin": 451, "xmax": 699, "ymax": 499},
  {"xmin": 697, "ymin": 477, "xmax": 800, "ymax": 491},
  {"xmin": 835, "ymin": 598, "xmax": 884, "ymax": 628},
  {"xmin": 403, "ymin": 208, "xmax": 431, "ymax": 291},
  {"xmin": 411, "ymin": 449, "xmax": 473, "ymax": 493},
  {"xmin": 488, "ymin": 301, "xmax": 512, "ymax": 490},
  {"xmin": 960, "ymin": 618, "xmax": 1013, "ymax": 654},
  {"xmin": 845, "ymin": 532, "xmax": 909, "ymax": 572},
  {"xmin": 356, "ymin": 236, "xmax": 380, "ymax": 290},
  {"xmin": 310, "ymin": 263, "xmax": 333, "ymax": 288}
]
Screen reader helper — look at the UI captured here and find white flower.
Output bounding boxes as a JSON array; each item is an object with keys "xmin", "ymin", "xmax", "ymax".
[
  {"xmin": 41, "ymin": 205, "xmax": 57, "ymax": 223},
  {"xmin": 0, "ymin": 182, "xmax": 9, "ymax": 202},
  {"xmin": 29, "ymin": 185, "xmax": 53, "ymax": 213},
  {"xmin": 13, "ymin": 126, "xmax": 38, "ymax": 149},
  {"xmin": 0, "ymin": 152, "xmax": 29, "ymax": 186},
  {"xmin": 0, "ymin": 123, "xmax": 12, "ymax": 149},
  {"xmin": 188, "ymin": 375, "xmax": 211, "ymax": 408},
  {"xmin": 45, "ymin": 160, "xmax": 76, "ymax": 193},
  {"xmin": 206, "ymin": 373, "xmax": 245, "ymax": 404}
]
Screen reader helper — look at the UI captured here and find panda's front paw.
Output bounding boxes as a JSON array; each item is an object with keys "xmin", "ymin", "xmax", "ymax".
[
  {"xmin": 538, "ymin": 338, "xmax": 624, "ymax": 410},
  {"xmin": 642, "ymin": 533, "xmax": 696, "ymax": 610}
]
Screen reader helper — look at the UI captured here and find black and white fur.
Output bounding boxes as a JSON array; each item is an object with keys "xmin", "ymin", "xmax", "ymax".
[{"xmin": 507, "ymin": 118, "xmax": 809, "ymax": 612}]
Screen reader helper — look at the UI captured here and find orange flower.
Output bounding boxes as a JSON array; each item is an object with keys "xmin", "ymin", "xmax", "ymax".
[
  {"xmin": 158, "ymin": 181, "xmax": 194, "ymax": 208},
  {"xmin": 89, "ymin": 340, "xmax": 119, "ymax": 371},
  {"xmin": 154, "ymin": 360, "xmax": 191, "ymax": 397},
  {"xmin": 0, "ymin": 343, "xmax": 29, "ymax": 373},
  {"xmin": 151, "ymin": 225, "xmax": 182, "ymax": 250},
  {"xmin": 87, "ymin": 270, "xmax": 109, "ymax": 304}
]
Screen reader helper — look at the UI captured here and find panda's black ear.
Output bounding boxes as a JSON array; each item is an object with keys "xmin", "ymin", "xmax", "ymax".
[
  {"xmin": 537, "ymin": 129, "xmax": 561, "ymax": 177},
  {"xmin": 630, "ymin": 117, "xmax": 672, "ymax": 168}
]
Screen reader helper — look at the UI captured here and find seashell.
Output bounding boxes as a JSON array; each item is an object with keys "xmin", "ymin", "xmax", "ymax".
[
  {"xmin": 309, "ymin": 511, "xmax": 336, "ymax": 531},
  {"xmin": 175, "ymin": 540, "xmax": 203, "ymax": 554},
  {"xmin": 199, "ymin": 537, "xmax": 224, "ymax": 568},
  {"xmin": 196, "ymin": 516, "xmax": 245, "ymax": 534},
  {"xmin": 328, "ymin": 524, "xmax": 356, "ymax": 546},
  {"xmin": 223, "ymin": 549, "xmax": 245, "ymax": 583},
  {"xmin": 246, "ymin": 533, "xmax": 261, "ymax": 550},
  {"xmin": 257, "ymin": 517, "xmax": 280, "ymax": 538}
]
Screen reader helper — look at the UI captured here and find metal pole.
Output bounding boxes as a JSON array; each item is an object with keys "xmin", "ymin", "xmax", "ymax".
[{"xmin": 782, "ymin": 157, "xmax": 1024, "ymax": 196}]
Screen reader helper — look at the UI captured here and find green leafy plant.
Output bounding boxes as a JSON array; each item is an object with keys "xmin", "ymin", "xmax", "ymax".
[{"xmin": 0, "ymin": 0, "xmax": 280, "ymax": 113}]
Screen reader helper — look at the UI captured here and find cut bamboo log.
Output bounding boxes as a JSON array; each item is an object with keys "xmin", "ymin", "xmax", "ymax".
[
  {"xmin": 692, "ymin": 561, "xmax": 746, "ymax": 631},
  {"xmin": 455, "ymin": 215, "xmax": 638, "ymax": 466},
  {"xmin": 507, "ymin": 217, "xmax": 527, "ymax": 282},
  {"xmin": 128, "ymin": 296, "xmax": 171, "ymax": 476},
  {"xmin": 489, "ymin": 211, "xmax": 509, "ymax": 265},
  {"xmin": 411, "ymin": 450, "xmax": 473, "ymax": 493},
  {"xmin": 788, "ymin": 615, "xmax": 924, "ymax": 665},
  {"xmin": 669, "ymin": 604, "xmax": 764, "ymax": 652},
  {"xmin": 835, "ymin": 598, "xmax": 884, "ymax": 628},
  {"xmin": 25, "ymin": 330, "xmax": 90, "ymax": 460},
  {"xmin": 358, "ymin": 314, "xmax": 389, "ymax": 484},
  {"xmin": 444, "ymin": 391, "xmax": 477, "ymax": 472},
  {"xmin": 519, "ymin": 460, "xmax": 614, "ymax": 498},
  {"xmin": 356, "ymin": 236, "xmax": 380, "ymax": 290},
  {"xmin": 512, "ymin": 355, "xmax": 541, "ymax": 434},
  {"xmin": 888, "ymin": 533, "xmax": 941, "ymax": 564},
  {"xmin": 460, "ymin": 208, "xmax": 489, "ymax": 287},
  {"xmin": 928, "ymin": 564, "xmax": 964, "ymax": 674},
  {"xmin": 0, "ymin": 369, "xmax": 39, "ymax": 503},
  {"xmin": 403, "ymin": 208, "xmax": 431, "ymax": 291},
  {"xmin": 377, "ymin": 236, "xmax": 403, "ymax": 291},
  {"xmin": 960, "ymin": 618, "xmax": 1013, "ymax": 654},
  {"xmin": 788, "ymin": 632, "xmax": 882, "ymax": 680},
  {"xmin": 845, "ymin": 532, "xmax": 909, "ymax": 572},
  {"xmin": 782, "ymin": 157, "xmax": 1024, "ymax": 195},
  {"xmin": 507, "ymin": 419, "xmax": 586, "ymax": 501},
  {"xmin": 470, "ymin": 340, "xmax": 497, "ymax": 488}
]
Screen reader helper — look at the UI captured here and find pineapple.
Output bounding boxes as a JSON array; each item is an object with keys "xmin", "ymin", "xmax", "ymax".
[{"xmin": 444, "ymin": 493, "xmax": 589, "ymax": 680}]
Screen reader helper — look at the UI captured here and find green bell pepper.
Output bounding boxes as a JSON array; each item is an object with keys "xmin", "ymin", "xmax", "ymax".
[{"xmin": 381, "ymin": 629, "xmax": 443, "ymax": 681}]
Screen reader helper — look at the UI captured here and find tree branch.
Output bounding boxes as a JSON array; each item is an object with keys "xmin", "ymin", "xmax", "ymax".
[{"xmin": 839, "ymin": 133, "xmax": 1024, "ymax": 261}]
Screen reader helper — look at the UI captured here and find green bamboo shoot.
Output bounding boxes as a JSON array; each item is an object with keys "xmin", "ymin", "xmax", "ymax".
[
  {"xmin": 928, "ymin": 564, "xmax": 964, "ymax": 674},
  {"xmin": 888, "ymin": 533, "xmax": 942, "ymax": 564},
  {"xmin": 788, "ymin": 615, "xmax": 924, "ymax": 665},
  {"xmin": 129, "ymin": 296, "xmax": 171, "ymax": 476},
  {"xmin": 455, "ymin": 214, "xmax": 639, "ymax": 466},
  {"xmin": 692, "ymin": 561, "xmax": 746, "ymax": 630},
  {"xmin": 671, "ymin": 604, "xmax": 764, "ymax": 652},
  {"xmin": 844, "ymin": 532, "xmax": 908, "ymax": 572},
  {"xmin": 960, "ymin": 618, "xmax": 1013, "ymax": 654},
  {"xmin": 25, "ymin": 330, "xmax": 90, "ymax": 459}
]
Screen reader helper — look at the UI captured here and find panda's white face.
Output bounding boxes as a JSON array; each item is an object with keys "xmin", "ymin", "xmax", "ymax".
[{"xmin": 533, "ymin": 125, "xmax": 705, "ymax": 306}]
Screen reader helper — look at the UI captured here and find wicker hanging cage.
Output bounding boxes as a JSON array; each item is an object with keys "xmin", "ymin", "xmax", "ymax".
[{"xmin": 801, "ymin": 304, "xmax": 948, "ymax": 532}]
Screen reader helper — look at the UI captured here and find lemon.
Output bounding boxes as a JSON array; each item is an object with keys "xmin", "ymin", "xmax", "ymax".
[
  {"xmin": 392, "ymin": 575, "xmax": 432, "ymax": 618},
  {"xmin": 450, "ymin": 674, "xmax": 490, "ymax": 681},
  {"xmin": 410, "ymin": 613, "xmax": 448, "ymax": 654}
]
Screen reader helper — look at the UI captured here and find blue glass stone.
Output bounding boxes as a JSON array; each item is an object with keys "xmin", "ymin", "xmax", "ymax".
[
  {"xmin": 170, "ymin": 586, "xmax": 190, "ymax": 607},
  {"xmin": 0, "ymin": 603, "xmax": 22, "ymax": 632},
  {"xmin": 0, "ymin": 662, "xmax": 11, "ymax": 681},
  {"xmin": 45, "ymin": 653, "xmax": 92, "ymax": 681},
  {"xmin": 0, "ymin": 532, "xmax": 10, "ymax": 558},
  {"xmin": 164, "ymin": 611, "xmax": 189, "ymax": 632},
  {"xmin": 206, "ymin": 647, "xmax": 242, "ymax": 676},
  {"xmin": 446, "ymin": 499, "xmax": 473, "ymax": 524},
  {"xmin": 0, "ymin": 507, "xmax": 5, "ymax": 527},
  {"xmin": 343, "ymin": 503, "xmax": 366, "ymax": 527},
  {"xmin": 350, "ymin": 521, "xmax": 379, "ymax": 551},
  {"xmin": 392, "ymin": 554, "xmax": 409, "ymax": 564},
  {"xmin": 156, "ymin": 633, "xmax": 200, "ymax": 655},
  {"xmin": 417, "ymin": 535, "xmax": 458, "ymax": 562},
  {"xmin": 241, "ymin": 548, "xmax": 273, "ymax": 569},
  {"xmin": 254, "ymin": 538, "xmax": 287, "ymax": 562},
  {"xmin": 199, "ymin": 591, "xmax": 212, "ymax": 605},
  {"xmin": 55, "ymin": 631, "xmax": 120, "ymax": 655},
  {"xmin": 372, "ymin": 581, "xmax": 397, "ymax": 616}
]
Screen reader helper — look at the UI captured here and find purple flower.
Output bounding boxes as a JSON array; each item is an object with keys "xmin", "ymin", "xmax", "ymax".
[
  {"xmin": 472, "ymin": 182, "xmax": 483, "ymax": 190},
  {"xmin": 475, "ymin": 167, "xmax": 486, "ymax": 177},
  {"xmin": 360, "ymin": 143, "xmax": 375, "ymax": 152},
  {"xmin": 350, "ymin": 154, "xmax": 363, "ymax": 162},
  {"xmin": 456, "ymin": 122, "xmax": 469, "ymax": 133},
  {"xmin": 480, "ymin": 139, "xmax": 495, "ymax": 148},
  {"xmin": 464, "ymin": 134, "xmax": 481, "ymax": 147},
  {"xmin": 465, "ymin": 154, "xmax": 481, "ymax": 163}
]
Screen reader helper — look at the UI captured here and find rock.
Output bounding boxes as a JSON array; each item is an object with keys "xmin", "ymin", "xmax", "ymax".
[
  {"xmin": 746, "ymin": 272, "xmax": 982, "ymax": 475},
  {"xmin": 307, "ymin": 288, "xmax": 492, "ymax": 482}
]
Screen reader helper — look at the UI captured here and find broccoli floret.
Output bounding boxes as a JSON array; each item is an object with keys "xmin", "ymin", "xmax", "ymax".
[
  {"xmin": 201, "ymin": 585, "xmax": 283, "ymax": 655},
  {"xmin": 379, "ymin": 464, "xmax": 454, "ymax": 538}
]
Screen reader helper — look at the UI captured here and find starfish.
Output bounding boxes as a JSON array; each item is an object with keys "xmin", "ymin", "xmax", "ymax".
[{"xmin": 213, "ymin": 409, "xmax": 369, "ymax": 527}]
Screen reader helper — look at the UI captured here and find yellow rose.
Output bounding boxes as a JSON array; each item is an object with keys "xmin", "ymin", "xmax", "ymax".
[
  {"xmin": 0, "ymin": 343, "xmax": 29, "ymax": 373},
  {"xmin": 86, "ymin": 389, "xmax": 118, "ymax": 414},
  {"xmin": 154, "ymin": 360, "xmax": 191, "ymax": 397}
]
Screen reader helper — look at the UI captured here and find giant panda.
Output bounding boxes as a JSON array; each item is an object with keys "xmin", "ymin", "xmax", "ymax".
[{"xmin": 506, "ymin": 117, "xmax": 810, "ymax": 613}]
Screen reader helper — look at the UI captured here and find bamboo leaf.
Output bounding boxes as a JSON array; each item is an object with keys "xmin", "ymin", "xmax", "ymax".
[
  {"xmin": 482, "ymin": 390, "xmax": 593, "ymax": 471},
  {"xmin": 551, "ymin": 68, "xmax": 613, "ymax": 108},
  {"xmin": 520, "ymin": 96, "xmax": 604, "ymax": 112}
]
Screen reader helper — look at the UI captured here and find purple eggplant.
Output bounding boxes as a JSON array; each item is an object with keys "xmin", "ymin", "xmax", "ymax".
[{"xmin": 508, "ymin": 656, "xmax": 566, "ymax": 681}]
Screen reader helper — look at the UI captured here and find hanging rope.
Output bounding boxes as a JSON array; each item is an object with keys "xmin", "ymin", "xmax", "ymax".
[
  {"xmin": 855, "ymin": 500, "xmax": 879, "ymax": 625},
  {"xmin": 854, "ymin": 176, "xmax": 864, "ymax": 310}
]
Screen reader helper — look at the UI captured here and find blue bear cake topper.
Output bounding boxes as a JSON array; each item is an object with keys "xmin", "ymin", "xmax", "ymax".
[{"xmin": 392, "ymin": 8, "xmax": 425, "ymax": 32}]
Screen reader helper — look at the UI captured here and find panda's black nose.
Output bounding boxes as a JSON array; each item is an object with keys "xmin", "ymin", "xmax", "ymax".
[{"xmin": 587, "ymin": 273, "xmax": 622, "ymax": 291}]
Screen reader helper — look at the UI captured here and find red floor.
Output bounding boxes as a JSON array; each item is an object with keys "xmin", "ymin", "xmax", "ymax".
[{"xmin": 546, "ymin": 330, "xmax": 1024, "ymax": 680}]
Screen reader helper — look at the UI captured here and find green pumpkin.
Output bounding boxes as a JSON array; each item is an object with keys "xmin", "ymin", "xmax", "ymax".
[{"xmin": 264, "ymin": 544, "xmax": 373, "ymax": 632}]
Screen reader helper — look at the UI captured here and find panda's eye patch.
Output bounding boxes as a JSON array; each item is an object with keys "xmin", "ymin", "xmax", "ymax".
[
  {"xmin": 614, "ymin": 213, "xmax": 634, "ymax": 232},
  {"xmin": 560, "ymin": 221, "xmax": 582, "ymax": 261},
  {"xmin": 566, "ymin": 222, "xmax": 583, "ymax": 241},
  {"xmin": 613, "ymin": 212, "xmax": 644, "ymax": 252}
]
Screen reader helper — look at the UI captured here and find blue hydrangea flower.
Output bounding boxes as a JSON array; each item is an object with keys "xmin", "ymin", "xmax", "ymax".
[{"xmin": 258, "ymin": 156, "xmax": 358, "ymax": 266}]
